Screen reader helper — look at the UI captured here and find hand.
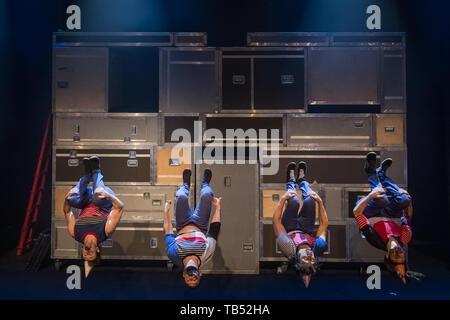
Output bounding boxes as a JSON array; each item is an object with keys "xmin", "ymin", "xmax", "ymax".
[
  {"xmin": 212, "ymin": 197, "xmax": 222, "ymax": 208},
  {"xmin": 307, "ymin": 190, "xmax": 322, "ymax": 203},
  {"xmin": 65, "ymin": 188, "xmax": 79, "ymax": 200},
  {"xmin": 281, "ymin": 191, "xmax": 297, "ymax": 202},
  {"xmin": 313, "ymin": 237, "xmax": 328, "ymax": 257},
  {"xmin": 398, "ymin": 188, "xmax": 411, "ymax": 200},
  {"xmin": 94, "ymin": 187, "xmax": 109, "ymax": 199},
  {"xmin": 369, "ymin": 186, "xmax": 385, "ymax": 199},
  {"xmin": 164, "ymin": 200, "xmax": 172, "ymax": 212}
]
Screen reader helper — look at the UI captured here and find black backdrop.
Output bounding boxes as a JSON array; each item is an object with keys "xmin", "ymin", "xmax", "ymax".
[{"xmin": 1, "ymin": 0, "xmax": 449, "ymax": 254}]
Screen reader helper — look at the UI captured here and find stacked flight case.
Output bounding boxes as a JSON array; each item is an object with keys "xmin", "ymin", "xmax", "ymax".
[
  {"xmin": 248, "ymin": 33, "xmax": 408, "ymax": 264},
  {"xmin": 51, "ymin": 33, "xmax": 198, "ymax": 265},
  {"xmin": 51, "ymin": 32, "xmax": 407, "ymax": 271}
]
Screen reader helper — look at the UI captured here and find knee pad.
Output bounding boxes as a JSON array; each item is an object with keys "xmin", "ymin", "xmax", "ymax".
[{"xmin": 276, "ymin": 233, "xmax": 296, "ymax": 258}]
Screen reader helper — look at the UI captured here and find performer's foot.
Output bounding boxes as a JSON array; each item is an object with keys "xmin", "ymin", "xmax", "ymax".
[
  {"xmin": 83, "ymin": 158, "xmax": 91, "ymax": 175},
  {"xmin": 182, "ymin": 168, "xmax": 192, "ymax": 185},
  {"xmin": 377, "ymin": 158, "xmax": 392, "ymax": 179},
  {"xmin": 286, "ymin": 162, "xmax": 296, "ymax": 182},
  {"xmin": 364, "ymin": 152, "xmax": 377, "ymax": 175},
  {"xmin": 89, "ymin": 156, "xmax": 101, "ymax": 173},
  {"xmin": 296, "ymin": 161, "xmax": 307, "ymax": 183},
  {"xmin": 202, "ymin": 168, "xmax": 212, "ymax": 184}
]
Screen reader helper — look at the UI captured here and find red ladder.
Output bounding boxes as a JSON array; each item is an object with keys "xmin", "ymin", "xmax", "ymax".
[{"xmin": 17, "ymin": 114, "xmax": 52, "ymax": 256}]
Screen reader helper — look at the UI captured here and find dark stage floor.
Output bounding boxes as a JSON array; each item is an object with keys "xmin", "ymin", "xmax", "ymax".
[{"xmin": 0, "ymin": 243, "xmax": 449, "ymax": 300}]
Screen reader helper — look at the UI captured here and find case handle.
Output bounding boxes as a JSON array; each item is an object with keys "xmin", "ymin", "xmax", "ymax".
[
  {"xmin": 127, "ymin": 159, "xmax": 138, "ymax": 167},
  {"xmin": 242, "ymin": 242, "xmax": 254, "ymax": 252},
  {"xmin": 281, "ymin": 74, "xmax": 294, "ymax": 85},
  {"xmin": 232, "ymin": 75, "xmax": 246, "ymax": 85},
  {"xmin": 353, "ymin": 121, "xmax": 364, "ymax": 128},
  {"xmin": 67, "ymin": 159, "xmax": 79, "ymax": 167}
]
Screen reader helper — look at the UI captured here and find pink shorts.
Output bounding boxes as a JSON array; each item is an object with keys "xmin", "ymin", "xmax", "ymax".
[
  {"xmin": 373, "ymin": 220, "xmax": 401, "ymax": 243},
  {"xmin": 289, "ymin": 232, "xmax": 315, "ymax": 249}
]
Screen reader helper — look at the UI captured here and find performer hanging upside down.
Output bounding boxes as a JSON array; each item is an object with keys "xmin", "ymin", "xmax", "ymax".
[
  {"xmin": 63, "ymin": 156, "xmax": 124, "ymax": 277},
  {"xmin": 163, "ymin": 168, "xmax": 222, "ymax": 288},
  {"xmin": 273, "ymin": 161, "xmax": 329, "ymax": 288},
  {"xmin": 353, "ymin": 152, "xmax": 413, "ymax": 284}
]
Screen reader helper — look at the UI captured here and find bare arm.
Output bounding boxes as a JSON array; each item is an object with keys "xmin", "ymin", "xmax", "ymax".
[
  {"xmin": 353, "ymin": 186, "xmax": 385, "ymax": 217},
  {"xmin": 405, "ymin": 203, "xmax": 413, "ymax": 224},
  {"xmin": 352, "ymin": 187, "xmax": 388, "ymax": 251},
  {"xmin": 308, "ymin": 191, "xmax": 328, "ymax": 240},
  {"xmin": 163, "ymin": 200, "xmax": 174, "ymax": 235},
  {"xmin": 211, "ymin": 197, "xmax": 222, "ymax": 223},
  {"xmin": 272, "ymin": 191, "xmax": 297, "ymax": 238},
  {"xmin": 398, "ymin": 189, "xmax": 413, "ymax": 224},
  {"xmin": 63, "ymin": 189, "xmax": 78, "ymax": 238},
  {"xmin": 95, "ymin": 188, "xmax": 124, "ymax": 237}
]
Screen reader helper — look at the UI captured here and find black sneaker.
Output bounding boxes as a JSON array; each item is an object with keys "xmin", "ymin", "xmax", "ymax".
[
  {"xmin": 82, "ymin": 158, "xmax": 91, "ymax": 176},
  {"xmin": 182, "ymin": 168, "xmax": 192, "ymax": 185},
  {"xmin": 364, "ymin": 152, "xmax": 377, "ymax": 175},
  {"xmin": 297, "ymin": 161, "xmax": 307, "ymax": 183},
  {"xmin": 377, "ymin": 158, "xmax": 392, "ymax": 180},
  {"xmin": 286, "ymin": 162, "xmax": 296, "ymax": 182},
  {"xmin": 89, "ymin": 156, "xmax": 101, "ymax": 173},
  {"xmin": 202, "ymin": 168, "xmax": 212, "ymax": 184}
]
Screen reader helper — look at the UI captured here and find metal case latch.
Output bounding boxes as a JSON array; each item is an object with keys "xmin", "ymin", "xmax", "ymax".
[
  {"xmin": 224, "ymin": 176, "xmax": 231, "ymax": 187},
  {"xmin": 130, "ymin": 125, "xmax": 137, "ymax": 135},
  {"xmin": 150, "ymin": 238, "xmax": 158, "ymax": 249},
  {"xmin": 73, "ymin": 124, "xmax": 80, "ymax": 135}
]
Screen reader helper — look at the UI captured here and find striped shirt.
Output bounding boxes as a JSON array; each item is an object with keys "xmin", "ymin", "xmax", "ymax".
[
  {"xmin": 79, "ymin": 204, "xmax": 109, "ymax": 218},
  {"xmin": 74, "ymin": 204, "xmax": 109, "ymax": 244},
  {"xmin": 165, "ymin": 230, "xmax": 216, "ymax": 268},
  {"xmin": 356, "ymin": 214, "xmax": 412, "ymax": 246}
]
